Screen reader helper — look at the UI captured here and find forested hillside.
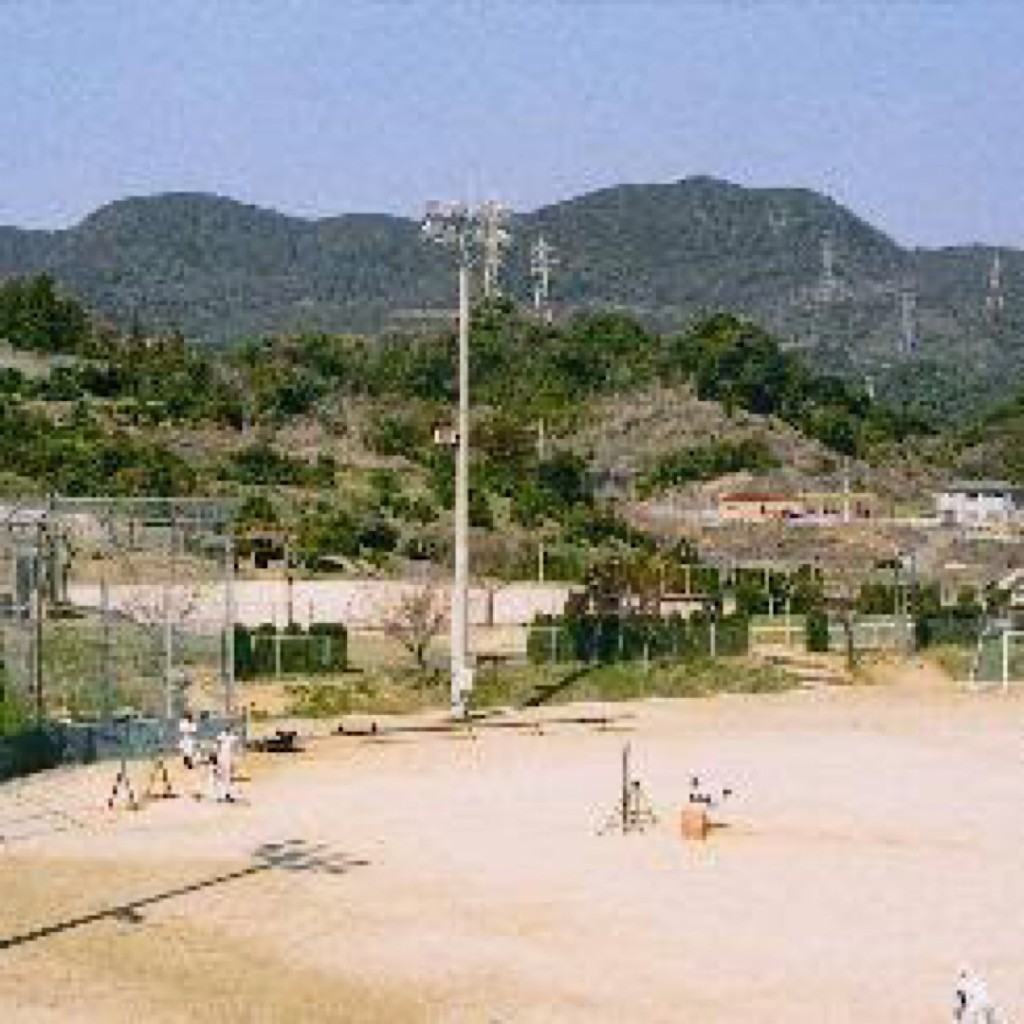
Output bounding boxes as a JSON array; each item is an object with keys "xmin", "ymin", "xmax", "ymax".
[
  {"xmin": 0, "ymin": 275, "xmax": 954, "ymax": 577},
  {"xmin": 1, "ymin": 178, "xmax": 1021, "ymax": 416}
]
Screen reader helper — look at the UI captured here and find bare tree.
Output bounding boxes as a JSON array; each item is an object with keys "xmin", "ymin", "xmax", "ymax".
[
  {"xmin": 820, "ymin": 559, "xmax": 872, "ymax": 671},
  {"xmin": 121, "ymin": 583, "xmax": 201, "ymax": 628},
  {"xmin": 383, "ymin": 582, "xmax": 448, "ymax": 670}
]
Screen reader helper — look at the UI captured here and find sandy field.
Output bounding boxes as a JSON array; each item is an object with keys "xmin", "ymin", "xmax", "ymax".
[{"xmin": 3, "ymin": 666, "xmax": 1024, "ymax": 1021}]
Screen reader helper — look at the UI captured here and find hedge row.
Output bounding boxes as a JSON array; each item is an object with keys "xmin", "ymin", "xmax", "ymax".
[
  {"xmin": 915, "ymin": 609, "xmax": 984, "ymax": 649},
  {"xmin": 0, "ymin": 725, "xmax": 68, "ymax": 782},
  {"xmin": 805, "ymin": 608, "xmax": 984, "ymax": 653},
  {"xmin": 526, "ymin": 612, "xmax": 749, "ymax": 665}
]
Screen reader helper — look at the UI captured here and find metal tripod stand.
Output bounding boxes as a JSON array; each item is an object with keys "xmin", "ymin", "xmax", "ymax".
[{"xmin": 598, "ymin": 742, "xmax": 657, "ymax": 834}]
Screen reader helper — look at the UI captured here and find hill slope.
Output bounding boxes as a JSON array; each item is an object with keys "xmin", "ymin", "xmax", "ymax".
[{"xmin": 1, "ymin": 178, "xmax": 1022, "ymax": 411}]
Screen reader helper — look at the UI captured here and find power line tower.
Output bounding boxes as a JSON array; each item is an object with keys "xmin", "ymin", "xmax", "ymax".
[
  {"xmin": 530, "ymin": 234, "xmax": 558, "ymax": 321},
  {"xmin": 985, "ymin": 251, "xmax": 1005, "ymax": 321},
  {"xmin": 806, "ymin": 230, "xmax": 839, "ymax": 349},
  {"xmin": 818, "ymin": 230, "xmax": 839, "ymax": 303},
  {"xmin": 478, "ymin": 200, "xmax": 511, "ymax": 300},
  {"xmin": 898, "ymin": 288, "xmax": 918, "ymax": 355}
]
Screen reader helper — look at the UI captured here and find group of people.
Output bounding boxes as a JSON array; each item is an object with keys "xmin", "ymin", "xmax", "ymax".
[{"xmin": 177, "ymin": 711, "xmax": 239, "ymax": 803}]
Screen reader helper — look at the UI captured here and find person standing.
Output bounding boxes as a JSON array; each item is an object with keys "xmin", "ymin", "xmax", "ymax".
[
  {"xmin": 954, "ymin": 967, "xmax": 998, "ymax": 1023},
  {"xmin": 178, "ymin": 711, "xmax": 198, "ymax": 770},
  {"xmin": 213, "ymin": 725, "xmax": 238, "ymax": 803}
]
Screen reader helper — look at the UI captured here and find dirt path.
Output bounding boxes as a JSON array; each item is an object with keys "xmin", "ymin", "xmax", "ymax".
[{"xmin": 3, "ymin": 672, "xmax": 1024, "ymax": 1021}]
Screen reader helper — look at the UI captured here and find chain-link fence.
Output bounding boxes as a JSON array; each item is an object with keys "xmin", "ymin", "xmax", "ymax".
[
  {"xmin": 525, "ymin": 613, "xmax": 750, "ymax": 665},
  {"xmin": 234, "ymin": 623, "xmax": 347, "ymax": 680},
  {"xmin": 0, "ymin": 498, "xmax": 236, "ymax": 767}
]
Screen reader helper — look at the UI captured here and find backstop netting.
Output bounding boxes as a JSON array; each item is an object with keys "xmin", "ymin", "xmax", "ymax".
[{"xmin": 0, "ymin": 498, "xmax": 236, "ymax": 741}]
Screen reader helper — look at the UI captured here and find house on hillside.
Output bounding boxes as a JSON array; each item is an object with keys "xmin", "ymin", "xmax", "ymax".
[
  {"xmin": 799, "ymin": 490, "xmax": 880, "ymax": 522},
  {"xmin": 934, "ymin": 481, "xmax": 1021, "ymax": 527},
  {"xmin": 717, "ymin": 492, "xmax": 801, "ymax": 523},
  {"xmin": 235, "ymin": 526, "xmax": 290, "ymax": 572},
  {"xmin": 715, "ymin": 488, "xmax": 882, "ymax": 525}
]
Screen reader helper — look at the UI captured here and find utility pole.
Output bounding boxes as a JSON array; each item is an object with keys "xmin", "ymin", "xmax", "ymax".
[
  {"xmin": 32, "ymin": 518, "xmax": 45, "ymax": 725},
  {"xmin": 224, "ymin": 531, "xmax": 236, "ymax": 716},
  {"xmin": 423, "ymin": 201, "xmax": 509, "ymax": 715},
  {"xmin": 536, "ymin": 417, "xmax": 547, "ymax": 585},
  {"xmin": 530, "ymin": 234, "xmax": 558, "ymax": 322}
]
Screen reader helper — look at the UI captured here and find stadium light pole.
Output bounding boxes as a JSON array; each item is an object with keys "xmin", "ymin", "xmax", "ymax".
[{"xmin": 422, "ymin": 202, "xmax": 477, "ymax": 717}]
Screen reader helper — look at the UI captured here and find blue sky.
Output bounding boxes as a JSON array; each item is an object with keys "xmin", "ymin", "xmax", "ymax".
[{"xmin": 2, "ymin": 1, "xmax": 1021, "ymax": 246}]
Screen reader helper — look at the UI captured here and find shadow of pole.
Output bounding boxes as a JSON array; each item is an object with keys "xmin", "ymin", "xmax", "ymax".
[
  {"xmin": 521, "ymin": 664, "xmax": 597, "ymax": 708},
  {"xmin": 0, "ymin": 839, "xmax": 369, "ymax": 952}
]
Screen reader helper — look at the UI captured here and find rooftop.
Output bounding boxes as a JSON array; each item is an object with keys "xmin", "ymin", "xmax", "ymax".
[
  {"xmin": 940, "ymin": 480, "xmax": 1019, "ymax": 495},
  {"xmin": 719, "ymin": 492, "xmax": 795, "ymax": 504}
]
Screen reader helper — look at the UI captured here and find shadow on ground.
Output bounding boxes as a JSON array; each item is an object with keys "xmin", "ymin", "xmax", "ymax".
[
  {"xmin": 0, "ymin": 839, "xmax": 368, "ymax": 951},
  {"xmin": 521, "ymin": 665, "xmax": 596, "ymax": 708}
]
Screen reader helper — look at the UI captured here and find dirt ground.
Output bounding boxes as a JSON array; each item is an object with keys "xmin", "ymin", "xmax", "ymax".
[{"xmin": 3, "ymin": 664, "xmax": 1024, "ymax": 1021}]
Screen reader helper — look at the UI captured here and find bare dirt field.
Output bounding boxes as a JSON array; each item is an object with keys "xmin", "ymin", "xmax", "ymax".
[{"xmin": 3, "ymin": 666, "xmax": 1024, "ymax": 1021}]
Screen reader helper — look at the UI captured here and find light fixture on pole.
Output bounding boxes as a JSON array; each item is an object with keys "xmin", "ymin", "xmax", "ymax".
[{"xmin": 421, "ymin": 201, "xmax": 491, "ymax": 716}]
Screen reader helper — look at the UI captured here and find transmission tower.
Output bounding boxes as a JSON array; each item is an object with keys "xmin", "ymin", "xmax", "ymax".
[
  {"xmin": 767, "ymin": 207, "xmax": 788, "ymax": 235},
  {"xmin": 985, "ymin": 252, "xmax": 1005, "ymax": 320},
  {"xmin": 898, "ymin": 288, "xmax": 918, "ymax": 355},
  {"xmin": 530, "ymin": 234, "xmax": 558, "ymax": 321},
  {"xmin": 478, "ymin": 200, "xmax": 511, "ymax": 299},
  {"xmin": 818, "ymin": 231, "xmax": 839, "ymax": 303}
]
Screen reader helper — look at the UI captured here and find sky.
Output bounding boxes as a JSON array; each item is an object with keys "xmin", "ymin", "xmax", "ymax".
[{"xmin": 1, "ymin": 1, "xmax": 1022, "ymax": 246}]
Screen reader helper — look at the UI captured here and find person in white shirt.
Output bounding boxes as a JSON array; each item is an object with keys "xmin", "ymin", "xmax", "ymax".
[
  {"xmin": 212, "ymin": 726, "xmax": 238, "ymax": 803},
  {"xmin": 178, "ymin": 711, "xmax": 198, "ymax": 770},
  {"xmin": 954, "ymin": 966, "xmax": 997, "ymax": 1023}
]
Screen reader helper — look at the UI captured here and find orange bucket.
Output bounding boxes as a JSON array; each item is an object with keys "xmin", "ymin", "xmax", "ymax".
[{"xmin": 681, "ymin": 804, "xmax": 708, "ymax": 841}]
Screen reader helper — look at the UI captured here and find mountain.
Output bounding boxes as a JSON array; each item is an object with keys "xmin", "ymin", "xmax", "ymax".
[
  {"xmin": 0, "ymin": 193, "xmax": 450, "ymax": 340},
  {"xmin": 0, "ymin": 178, "xmax": 1021, "ymax": 411}
]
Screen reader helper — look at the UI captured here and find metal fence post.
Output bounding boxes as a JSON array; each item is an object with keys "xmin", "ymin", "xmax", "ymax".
[{"xmin": 224, "ymin": 533, "xmax": 236, "ymax": 715}]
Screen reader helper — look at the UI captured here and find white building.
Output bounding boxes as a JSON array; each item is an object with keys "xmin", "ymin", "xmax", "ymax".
[{"xmin": 935, "ymin": 480, "xmax": 1021, "ymax": 527}]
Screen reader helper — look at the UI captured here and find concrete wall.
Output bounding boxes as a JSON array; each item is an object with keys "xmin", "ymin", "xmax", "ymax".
[{"xmin": 68, "ymin": 579, "xmax": 576, "ymax": 630}]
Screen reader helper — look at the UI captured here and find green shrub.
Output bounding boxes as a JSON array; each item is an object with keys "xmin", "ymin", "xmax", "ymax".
[
  {"xmin": 527, "ymin": 612, "xmax": 749, "ymax": 664},
  {"xmin": 640, "ymin": 438, "xmax": 778, "ymax": 496},
  {"xmin": 806, "ymin": 610, "xmax": 830, "ymax": 652},
  {"xmin": 234, "ymin": 622, "xmax": 348, "ymax": 680}
]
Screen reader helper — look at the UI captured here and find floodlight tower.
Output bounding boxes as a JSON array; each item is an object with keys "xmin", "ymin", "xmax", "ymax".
[
  {"xmin": 478, "ymin": 200, "xmax": 511, "ymax": 299},
  {"xmin": 530, "ymin": 234, "xmax": 558, "ymax": 321},
  {"xmin": 422, "ymin": 201, "xmax": 479, "ymax": 716}
]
